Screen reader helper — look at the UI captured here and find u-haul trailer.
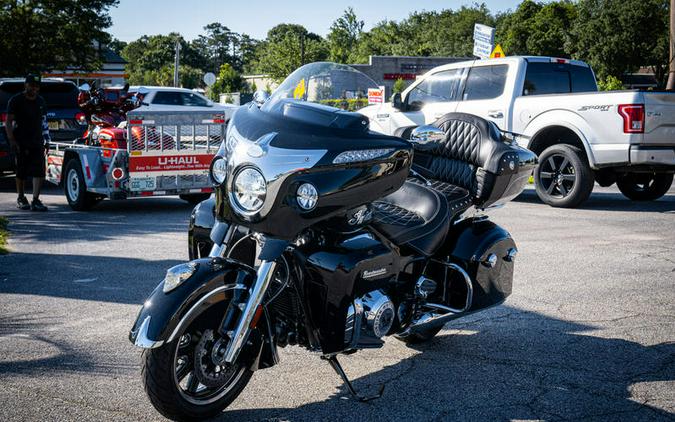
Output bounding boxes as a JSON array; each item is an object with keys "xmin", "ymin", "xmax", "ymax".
[{"xmin": 46, "ymin": 110, "xmax": 225, "ymax": 210}]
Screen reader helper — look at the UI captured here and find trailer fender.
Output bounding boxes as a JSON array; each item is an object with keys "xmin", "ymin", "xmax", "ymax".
[{"xmin": 63, "ymin": 149, "xmax": 107, "ymax": 189}]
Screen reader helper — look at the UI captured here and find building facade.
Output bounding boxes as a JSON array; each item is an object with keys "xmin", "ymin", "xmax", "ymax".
[
  {"xmin": 350, "ymin": 55, "xmax": 471, "ymax": 97},
  {"xmin": 44, "ymin": 45, "xmax": 128, "ymax": 87}
]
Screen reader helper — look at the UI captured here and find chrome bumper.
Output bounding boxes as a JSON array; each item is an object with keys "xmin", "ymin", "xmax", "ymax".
[{"xmin": 630, "ymin": 146, "xmax": 675, "ymax": 167}]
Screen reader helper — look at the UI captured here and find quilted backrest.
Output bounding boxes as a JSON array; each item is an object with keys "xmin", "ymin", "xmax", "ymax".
[{"xmin": 411, "ymin": 113, "xmax": 506, "ymax": 203}]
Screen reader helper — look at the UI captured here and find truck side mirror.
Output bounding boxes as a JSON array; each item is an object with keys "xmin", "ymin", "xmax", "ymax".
[{"xmin": 392, "ymin": 92, "xmax": 405, "ymax": 111}]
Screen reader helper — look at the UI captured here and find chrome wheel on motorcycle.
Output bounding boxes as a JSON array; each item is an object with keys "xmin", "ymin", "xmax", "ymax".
[{"xmin": 141, "ymin": 301, "xmax": 252, "ymax": 421}]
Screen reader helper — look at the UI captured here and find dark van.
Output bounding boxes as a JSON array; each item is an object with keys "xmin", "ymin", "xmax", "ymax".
[{"xmin": 0, "ymin": 78, "xmax": 87, "ymax": 174}]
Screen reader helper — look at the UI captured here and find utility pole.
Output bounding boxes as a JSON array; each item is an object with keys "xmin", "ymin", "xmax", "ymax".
[
  {"xmin": 173, "ymin": 39, "xmax": 181, "ymax": 87},
  {"xmin": 668, "ymin": 0, "xmax": 675, "ymax": 90}
]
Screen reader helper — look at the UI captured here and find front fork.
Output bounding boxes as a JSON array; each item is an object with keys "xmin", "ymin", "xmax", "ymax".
[{"xmin": 208, "ymin": 224, "xmax": 284, "ymax": 365}]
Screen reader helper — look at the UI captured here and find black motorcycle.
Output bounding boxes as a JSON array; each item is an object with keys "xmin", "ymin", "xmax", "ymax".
[{"xmin": 129, "ymin": 62, "xmax": 537, "ymax": 421}]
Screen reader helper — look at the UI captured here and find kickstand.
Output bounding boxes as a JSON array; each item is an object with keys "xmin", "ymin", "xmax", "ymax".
[{"xmin": 322, "ymin": 355, "xmax": 385, "ymax": 402}]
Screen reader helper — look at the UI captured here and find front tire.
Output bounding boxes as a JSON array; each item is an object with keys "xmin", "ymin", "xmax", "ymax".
[
  {"xmin": 616, "ymin": 172, "xmax": 673, "ymax": 201},
  {"xmin": 141, "ymin": 302, "xmax": 252, "ymax": 421},
  {"xmin": 534, "ymin": 144, "xmax": 594, "ymax": 208}
]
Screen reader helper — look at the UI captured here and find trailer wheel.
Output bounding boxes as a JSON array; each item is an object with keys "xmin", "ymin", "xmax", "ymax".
[{"xmin": 64, "ymin": 160, "xmax": 99, "ymax": 211}]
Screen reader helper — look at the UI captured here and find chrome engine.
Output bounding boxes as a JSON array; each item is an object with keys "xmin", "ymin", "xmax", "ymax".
[{"xmin": 344, "ymin": 290, "xmax": 395, "ymax": 349}]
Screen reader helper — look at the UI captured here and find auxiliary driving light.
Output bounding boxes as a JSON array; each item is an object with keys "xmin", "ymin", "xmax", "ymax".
[
  {"xmin": 210, "ymin": 157, "xmax": 227, "ymax": 185},
  {"xmin": 296, "ymin": 183, "xmax": 318, "ymax": 210},
  {"xmin": 163, "ymin": 262, "xmax": 198, "ymax": 293}
]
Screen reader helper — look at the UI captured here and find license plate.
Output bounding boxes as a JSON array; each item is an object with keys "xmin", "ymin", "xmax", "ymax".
[
  {"xmin": 48, "ymin": 121, "xmax": 59, "ymax": 130},
  {"xmin": 129, "ymin": 177, "xmax": 156, "ymax": 191}
]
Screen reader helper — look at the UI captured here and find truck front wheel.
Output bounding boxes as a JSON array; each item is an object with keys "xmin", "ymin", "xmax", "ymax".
[
  {"xmin": 616, "ymin": 172, "xmax": 673, "ymax": 201},
  {"xmin": 534, "ymin": 144, "xmax": 595, "ymax": 208},
  {"xmin": 64, "ymin": 160, "xmax": 99, "ymax": 211}
]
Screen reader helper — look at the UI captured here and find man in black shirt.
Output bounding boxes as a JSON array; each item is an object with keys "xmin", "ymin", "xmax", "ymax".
[{"xmin": 5, "ymin": 74, "xmax": 50, "ymax": 211}]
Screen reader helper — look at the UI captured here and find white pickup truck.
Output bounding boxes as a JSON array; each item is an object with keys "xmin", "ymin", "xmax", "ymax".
[{"xmin": 360, "ymin": 56, "xmax": 675, "ymax": 207}]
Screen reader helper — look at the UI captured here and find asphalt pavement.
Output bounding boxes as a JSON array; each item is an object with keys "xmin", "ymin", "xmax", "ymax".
[{"xmin": 0, "ymin": 176, "xmax": 674, "ymax": 421}]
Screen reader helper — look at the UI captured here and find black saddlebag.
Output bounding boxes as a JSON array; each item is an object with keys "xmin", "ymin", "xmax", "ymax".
[{"xmin": 426, "ymin": 217, "xmax": 515, "ymax": 313}]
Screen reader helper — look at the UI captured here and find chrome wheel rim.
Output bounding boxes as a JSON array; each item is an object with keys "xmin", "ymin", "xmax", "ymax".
[
  {"xmin": 67, "ymin": 169, "xmax": 80, "ymax": 201},
  {"xmin": 172, "ymin": 328, "xmax": 246, "ymax": 405},
  {"xmin": 539, "ymin": 154, "xmax": 577, "ymax": 198}
]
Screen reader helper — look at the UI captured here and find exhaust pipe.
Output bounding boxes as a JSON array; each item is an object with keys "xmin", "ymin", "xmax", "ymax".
[{"xmin": 406, "ymin": 263, "xmax": 473, "ymax": 334}]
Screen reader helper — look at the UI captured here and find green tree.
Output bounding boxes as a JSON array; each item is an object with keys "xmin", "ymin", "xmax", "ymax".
[
  {"xmin": 351, "ymin": 4, "xmax": 495, "ymax": 62},
  {"xmin": 155, "ymin": 64, "xmax": 204, "ymax": 89},
  {"xmin": 568, "ymin": 0, "xmax": 669, "ymax": 85},
  {"xmin": 496, "ymin": 1, "xmax": 576, "ymax": 57},
  {"xmin": 192, "ymin": 23, "xmax": 236, "ymax": 73},
  {"xmin": 327, "ymin": 7, "xmax": 364, "ymax": 63},
  {"xmin": 122, "ymin": 33, "xmax": 204, "ymax": 85},
  {"xmin": 392, "ymin": 77, "xmax": 407, "ymax": 94},
  {"xmin": 210, "ymin": 63, "xmax": 243, "ymax": 100},
  {"xmin": 597, "ymin": 75, "xmax": 624, "ymax": 91},
  {"xmin": 253, "ymin": 24, "xmax": 328, "ymax": 82},
  {"xmin": 0, "ymin": 0, "xmax": 119, "ymax": 76},
  {"xmin": 108, "ymin": 38, "xmax": 128, "ymax": 56}
]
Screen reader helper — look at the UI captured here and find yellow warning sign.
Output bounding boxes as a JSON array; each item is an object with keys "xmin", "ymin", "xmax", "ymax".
[
  {"xmin": 293, "ymin": 78, "xmax": 306, "ymax": 99},
  {"xmin": 490, "ymin": 44, "xmax": 505, "ymax": 58}
]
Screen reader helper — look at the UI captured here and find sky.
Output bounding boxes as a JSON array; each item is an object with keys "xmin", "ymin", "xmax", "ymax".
[{"xmin": 109, "ymin": 0, "xmax": 527, "ymax": 42}]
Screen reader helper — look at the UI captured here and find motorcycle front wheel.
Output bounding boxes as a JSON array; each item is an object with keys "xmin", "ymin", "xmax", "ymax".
[{"xmin": 141, "ymin": 300, "xmax": 252, "ymax": 421}]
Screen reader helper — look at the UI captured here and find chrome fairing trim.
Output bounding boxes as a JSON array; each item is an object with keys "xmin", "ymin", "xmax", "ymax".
[
  {"xmin": 226, "ymin": 124, "xmax": 327, "ymax": 221},
  {"xmin": 134, "ymin": 316, "xmax": 164, "ymax": 349}
]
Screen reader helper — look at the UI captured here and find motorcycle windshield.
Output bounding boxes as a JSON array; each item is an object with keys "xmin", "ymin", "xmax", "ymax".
[{"xmin": 261, "ymin": 62, "xmax": 380, "ymax": 114}]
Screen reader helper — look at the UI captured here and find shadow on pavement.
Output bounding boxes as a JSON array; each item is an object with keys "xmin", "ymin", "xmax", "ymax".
[
  {"xmin": 218, "ymin": 307, "xmax": 675, "ymax": 421},
  {"xmin": 0, "ymin": 313, "xmax": 136, "ymax": 377},
  {"xmin": 515, "ymin": 188, "xmax": 675, "ymax": 213},
  {"xmin": 2, "ymin": 197, "xmax": 193, "ymax": 244},
  {"xmin": 0, "ymin": 252, "xmax": 179, "ymax": 304},
  {"xmin": 0, "ymin": 301, "xmax": 672, "ymax": 420}
]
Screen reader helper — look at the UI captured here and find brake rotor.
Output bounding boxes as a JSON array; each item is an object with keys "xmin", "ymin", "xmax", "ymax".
[{"xmin": 193, "ymin": 329, "xmax": 236, "ymax": 388}]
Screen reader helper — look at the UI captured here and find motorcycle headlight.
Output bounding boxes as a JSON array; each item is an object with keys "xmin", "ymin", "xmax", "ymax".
[
  {"xmin": 232, "ymin": 167, "xmax": 266, "ymax": 213},
  {"xmin": 163, "ymin": 262, "xmax": 198, "ymax": 293},
  {"xmin": 296, "ymin": 183, "xmax": 318, "ymax": 210},
  {"xmin": 210, "ymin": 156, "xmax": 227, "ymax": 185}
]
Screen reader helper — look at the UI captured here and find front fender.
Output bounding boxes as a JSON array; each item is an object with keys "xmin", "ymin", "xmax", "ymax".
[{"xmin": 129, "ymin": 257, "xmax": 255, "ymax": 348}]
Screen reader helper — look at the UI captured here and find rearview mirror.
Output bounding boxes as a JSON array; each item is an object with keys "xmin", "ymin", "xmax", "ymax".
[
  {"xmin": 253, "ymin": 90, "xmax": 270, "ymax": 106},
  {"xmin": 410, "ymin": 125, "xmax": 444, "ymax": 145},
  {"xmin": 392, "ymin": 92, "xmax": 405, "ymax": 111}
]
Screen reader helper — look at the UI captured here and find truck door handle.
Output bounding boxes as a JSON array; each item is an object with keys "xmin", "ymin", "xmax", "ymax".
[{"xmin": 488, "ymin": 110, "xmax": 503, "ymax": 119}]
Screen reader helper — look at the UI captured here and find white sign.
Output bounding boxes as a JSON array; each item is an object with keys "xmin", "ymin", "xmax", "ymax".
[
  {"xmin": 203, "ymin": 72, "xmax": 216, "ymax": 87},
  {"xmin": 368, "ymin": 86, "xmax": 385, "ymax": 105},
  {"xmin": 473, "ymin": 23, "xmax": 495, "ymax": 59}
]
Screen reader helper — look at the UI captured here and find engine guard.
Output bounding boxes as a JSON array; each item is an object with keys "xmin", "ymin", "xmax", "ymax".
[{"xmin": 128, "ymin": 257, "xmax": 278, "ymax": 370}]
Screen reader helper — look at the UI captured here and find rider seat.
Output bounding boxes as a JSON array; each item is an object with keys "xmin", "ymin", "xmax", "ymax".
[
  {"xmin": 372, "ymin": 113, "xmax": 519, "ymax": 256},
  {"xmin": 371, "ymin": 180, "xmax": 451, "ymax": 256}
]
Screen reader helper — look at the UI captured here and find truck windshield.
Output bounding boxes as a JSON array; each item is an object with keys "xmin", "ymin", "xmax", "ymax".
[{"xmin": 523, "ymin": 62, "xmax": 597, "ymax": 96}]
